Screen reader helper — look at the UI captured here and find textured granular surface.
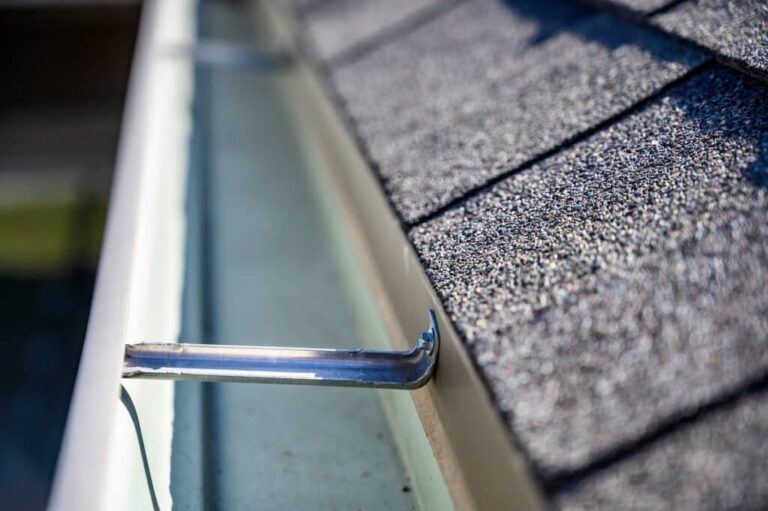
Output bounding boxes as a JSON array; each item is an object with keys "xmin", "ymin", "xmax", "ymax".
[
  {"xmin": 284, "ymin": 0, "xmax": 768, "ymax": 506},
  {"xmin": 410, "ymin": 66, "xmax": 768, "ymax": 475},
  {"xmin": 331, "ymin": 0, "xmax": 705, "ymax": 222},
  {"xmin": 654, "ymin": 0, "xmax": 768, "ymax": 77},
  {"xmin": 554, "ymin": 390, "xmax": 768, "ymax": 510},
  {"xmin": 300, "ymin": 0, "xmax": 447, "ymax": 62}
]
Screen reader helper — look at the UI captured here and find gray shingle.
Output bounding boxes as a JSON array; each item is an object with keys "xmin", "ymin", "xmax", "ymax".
[
  {"xmin": 301, "ymin": 0, "xmax": 448, "ymax": 62},
  {"xmin": 278, "ymin": 0, "xmax": 329, "ymax": 15},
  {"xmin": 554, "ymin": 389, "xmax": 768, "ymax": 511},
  {"xmin": 331, "ymin": 0, "xmax": 706, "ymax": 223},
  {"xmin": 409, "ymin": 66, "xmax": 768, "ymax": 476},
  {"xmin": 654, "ymin": 0, "xmax": 768, "ymax": 77}
]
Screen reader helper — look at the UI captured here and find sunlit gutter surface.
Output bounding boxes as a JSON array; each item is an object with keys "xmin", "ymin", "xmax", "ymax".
[
  {"xmin": 49, "ymin": 1, "xmax": 192, "ymax": 509},
  {"xmin": 260, "ymin": 2, "xmax": 544, "ymax": 510},
  {"xmin": 47, "ymin": 2, "xmax": 156, "ymax": 508}
]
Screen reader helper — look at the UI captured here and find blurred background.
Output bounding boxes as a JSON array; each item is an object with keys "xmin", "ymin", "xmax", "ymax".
[{"xmin": 0, "ymin": 2, "xmax": 140, "ymax": 509}]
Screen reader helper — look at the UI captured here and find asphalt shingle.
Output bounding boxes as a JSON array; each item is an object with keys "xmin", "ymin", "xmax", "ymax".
[
  {"xmin": 554, "ymin": 389, "xmax": 768, "ymax": 510},
  {"xmin": 331, "ymin": 0, "xmax": 706, "ymax": 223},
  {"xmin": 279, "ymin": 0, "xmax": 329, "ymax": 15},
  {"xmin": 300, "ymin": 0, "xmax": 449, "ymax": 62},
  {"xmin": 409, "ymin": 66, "xmax": 768, "ymax": 476},
  {"xmin": 654, "ymin": 0, "xmax": 768, "ymax": 78}
]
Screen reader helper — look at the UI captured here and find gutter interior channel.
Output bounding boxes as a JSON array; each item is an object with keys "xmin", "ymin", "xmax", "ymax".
[{"xmin": 170, "ymin": 1, "xmax": 450, "ymax": 509}]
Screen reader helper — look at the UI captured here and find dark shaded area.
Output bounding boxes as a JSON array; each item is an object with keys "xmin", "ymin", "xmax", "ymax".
[
  {"xmin": 0, "ymin": 4, "xmax": 140, "ymax": 510},
  {"xmin": 501, "ymin": 0, "xmax": 592, "ymax": 45},
  {"xmin": 0, "ymin": 4, "xmax": 140, "ymax": 107},
  {"xmin": 582, "ymin": 0, "xmax": 679, "ymax": 16},
  {"xmin": 0, "ymin": 273, "xmax": 95, "ymax": 511}
]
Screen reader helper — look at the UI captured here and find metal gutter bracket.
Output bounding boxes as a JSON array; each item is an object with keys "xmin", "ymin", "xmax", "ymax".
[{"xmin": 123, "ymin": 309, "xmax": 439, "ymax": 389}]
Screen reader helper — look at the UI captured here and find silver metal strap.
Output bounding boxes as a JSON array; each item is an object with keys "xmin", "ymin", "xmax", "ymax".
[{"xmin": 123, "ymin": 310, "xmax": 439, "ymax": 389}]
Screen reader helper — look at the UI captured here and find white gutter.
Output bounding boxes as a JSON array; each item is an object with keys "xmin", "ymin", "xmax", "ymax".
[{"xmin": 48, "ymin": 1, "xmax": 194, "ymax": 509}]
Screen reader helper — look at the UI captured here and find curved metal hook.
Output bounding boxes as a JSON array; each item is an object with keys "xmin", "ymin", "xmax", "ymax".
[{"xmin": 123, "ymin": 309, "xmax": 440, "ymax": 389}]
